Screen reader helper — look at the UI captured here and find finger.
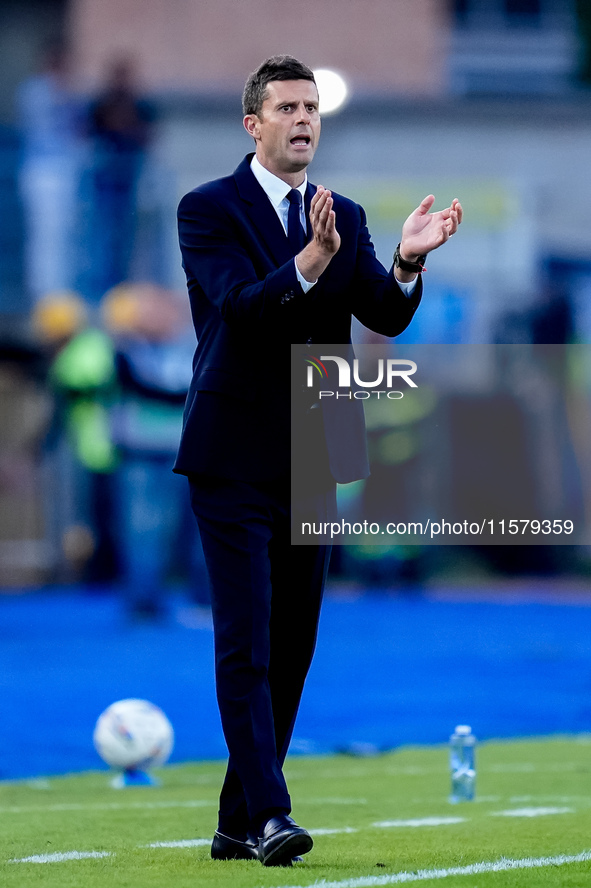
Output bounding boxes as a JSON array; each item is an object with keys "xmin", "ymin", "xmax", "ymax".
[
  {"xmin": 416, "ymin": 194, "xmax": 435, "ymax": 216},
  {"xmin": 314, "ymin": 194, "xmax": 333, "ymax": 229},
  {"xmin": 310, "ymin": 188, "xmax": 330, "ymax": 220},
  {"xmin": 310, "ymin": 185, "xmax": 326, "ymax": 211},
  {"xmin": 325, "ymin": 208, "xmax": 336, "ymax": 233},
  {"xmin": 446, "ymin": 199, "xmax": 462, "ymax": 226},
  {"xmin": 321, "ymin": 194, "xmax": 333, "ymax": 219}
]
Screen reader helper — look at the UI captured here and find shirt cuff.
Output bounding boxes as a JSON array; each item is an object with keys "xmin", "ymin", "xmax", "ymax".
[
  {"xmin": 295, "ymin": 258, "xmax": 317, "ymax": 293},
  {"xmin": 395, "ymin": 276, "xmax": 417, "ymax": 298}
]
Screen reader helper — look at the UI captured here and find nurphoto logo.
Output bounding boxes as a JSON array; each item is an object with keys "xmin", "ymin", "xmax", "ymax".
[{"xmin": 305, "ymin": 354, "xmax": 417, "ymax": 400}]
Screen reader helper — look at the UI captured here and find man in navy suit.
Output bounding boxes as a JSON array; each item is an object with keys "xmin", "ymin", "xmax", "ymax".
[{"xmin": 175, "ymin": 55, "xmax": 461, "ymax": 866}]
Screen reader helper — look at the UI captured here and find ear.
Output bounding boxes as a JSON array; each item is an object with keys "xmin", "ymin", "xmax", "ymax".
[{"xmin": 243, "ymin": 114, "xmax": 261, "ymax": 141}]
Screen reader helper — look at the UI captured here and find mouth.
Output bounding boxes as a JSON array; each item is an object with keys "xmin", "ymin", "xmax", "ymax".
[{"xmin": 290, "ymin": 135, "xmax": 311, "ymax": 147}]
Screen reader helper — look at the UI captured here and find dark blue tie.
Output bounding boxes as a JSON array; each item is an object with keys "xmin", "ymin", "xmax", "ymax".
[{"xmin": 287, "ymin": 188, "xmax": 305, "ymax": 255}]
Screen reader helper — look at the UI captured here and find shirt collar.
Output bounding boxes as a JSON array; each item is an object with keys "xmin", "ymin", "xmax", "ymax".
[{"xmin": 250, "ymin": 155, "xmax": 307, "ymax": 208}]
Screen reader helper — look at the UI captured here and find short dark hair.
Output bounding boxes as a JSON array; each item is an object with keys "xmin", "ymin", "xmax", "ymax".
[{"xmin": 242, "ymin": 55, "xmax": 316, "ymax": 117}]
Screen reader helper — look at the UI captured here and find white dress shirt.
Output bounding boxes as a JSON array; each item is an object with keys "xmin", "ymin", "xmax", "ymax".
[{"xmin": 250, "ymin": 155, "xmax": 416, "ymax": 298}]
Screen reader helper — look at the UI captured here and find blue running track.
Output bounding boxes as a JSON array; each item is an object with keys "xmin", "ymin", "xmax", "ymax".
[{"xmin": 2, "ymin": 587, "xmax": 591, "ymax": 779}]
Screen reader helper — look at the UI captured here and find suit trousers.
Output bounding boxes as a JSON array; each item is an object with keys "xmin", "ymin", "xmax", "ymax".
[{"xmin": 188, "ymin": 472, "xmax": 334, "ymax": 837}]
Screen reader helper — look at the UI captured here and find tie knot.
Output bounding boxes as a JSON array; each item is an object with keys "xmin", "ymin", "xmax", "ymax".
[{"xmin": 287, "ymin": 188, "xmax": 302, "ymax": 207}]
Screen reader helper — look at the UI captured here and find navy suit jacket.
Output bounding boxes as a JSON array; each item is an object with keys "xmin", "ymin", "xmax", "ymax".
[{"xmin": 174, "ymin": 154, "xmax": 422, "ymax": 483}]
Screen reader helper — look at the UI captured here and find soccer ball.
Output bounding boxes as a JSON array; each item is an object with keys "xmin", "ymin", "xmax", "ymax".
[{"xmin": 93, "ymin": 699, "xmax": 174, "ymax": 771}]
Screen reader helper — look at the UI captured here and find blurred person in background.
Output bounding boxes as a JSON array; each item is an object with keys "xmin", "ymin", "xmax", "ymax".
[
  {"xmin": 103, "ymin": 283, "xmax": 209, "ymax": 624},
  {"xmin": 17, "ymin": 39, "xmax": 84, "ymax": 304},
  {"xmin": 33, "ymin": 291, "xmax": 118, "ymax": 582},
  {"xmin": 0, "ymin": 338, "xmax": 51, "ymax": 588},
  {"xmin": 83, "ymin": 56, "xmax": 156, "ymax": 303}
]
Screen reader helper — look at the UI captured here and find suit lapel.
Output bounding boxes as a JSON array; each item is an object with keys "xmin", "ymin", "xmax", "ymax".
[
  {"xmin": 233, "ymin": 155, "xmax": 316, "ymax": 266},
  {"xmin": 233, "ymin": 155, "xmax": 293, "ymax": 266}
]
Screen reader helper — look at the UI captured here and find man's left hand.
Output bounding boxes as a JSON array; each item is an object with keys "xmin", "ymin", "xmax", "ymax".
[{"xmin": 399, "ymin": 195, "xmax": 463, "ymax": 263}]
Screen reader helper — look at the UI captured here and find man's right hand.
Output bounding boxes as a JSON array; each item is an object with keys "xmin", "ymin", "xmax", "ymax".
[{"xmin": 296, "ymin": 185, "xmax": 340, "ymax": 283}]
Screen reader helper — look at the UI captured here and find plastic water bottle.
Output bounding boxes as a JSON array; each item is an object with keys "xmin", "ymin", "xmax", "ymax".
[{"xmin": 449, "ymin": 724, "xmax": 476, "ymax": 803}]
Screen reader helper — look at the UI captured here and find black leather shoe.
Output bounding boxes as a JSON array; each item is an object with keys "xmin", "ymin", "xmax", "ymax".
[
  {"xmin": 257, "ymin": 815, "xmax": 313, "ymax": 867},
  {"xmin": 211, "ymin": 830, "xmax": 258, "ymax": 860}
]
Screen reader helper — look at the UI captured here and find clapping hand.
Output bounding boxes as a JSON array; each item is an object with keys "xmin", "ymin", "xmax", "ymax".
[
  {"xmin": 399, "ymin": 195, "xmax": 462, "ymax": 262},
  {"xmin": 296, "ymin": 185, "xmax": 341, "ymax": 282},
  {"xmin": 309, "ymin": 185, "xmax": 341, "ymax": 255}
]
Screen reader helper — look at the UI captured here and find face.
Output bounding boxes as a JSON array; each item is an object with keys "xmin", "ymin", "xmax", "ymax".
[{"xmin": 243, "ymin": 80, "xmax": 321, "ymax": 183}]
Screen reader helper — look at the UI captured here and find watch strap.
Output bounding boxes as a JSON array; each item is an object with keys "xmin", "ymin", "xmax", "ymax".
[{"xmin": 394, "ymin": 243, "xmax": 426, "ymax": 273}]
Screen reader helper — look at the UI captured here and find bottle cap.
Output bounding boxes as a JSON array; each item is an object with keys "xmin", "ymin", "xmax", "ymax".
[{"xmin": 454, "ymin": 725, "xmax": 472, "ymax": 734}]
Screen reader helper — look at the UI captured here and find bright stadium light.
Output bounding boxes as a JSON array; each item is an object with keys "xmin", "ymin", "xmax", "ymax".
[{"xmin": 313, "ymin": 68, "xmax": 348, "ymax": 115}]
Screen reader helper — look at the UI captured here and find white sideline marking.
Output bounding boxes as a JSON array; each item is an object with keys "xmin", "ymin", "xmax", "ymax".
[
  {"xmin": 487, "ymin": 762, "xmax": 580, "ymax": 773},
  {"xmin": 143, "ymin": 839, "xmax": 211, "ymax": 848},
  {"xmin": 373, "ymin": 817, "xmax": 466, "ymax": 829},
  {"xmin": 306, "ymin": 798, "xmax": 368, "ymax": 805},
  {"xmin": 0, "ymin": 799, "xmax": 215, "ymax": 814},
  {"xmin": 271, "ymin": 849, "xmax": 591, "ymax": 887},
  {"xmin": 309, "ymin": 828, "xmax": 359, "ymax": 836},
  {"xmin": 492, "ymin": 806, "xmax": 574, "ymax": 818},
  {"xmin": 487, "ymin": 763, "xmax": 536, "ymax": 772},
  {"xmin": 7, "ymin": 816, "xmax": 468, "ymax": 863},
  {"xmin": 511, "ymin": 795, "xmax": 589, "ymax": 803},
  {"xmin": 10, "ymin": 851, "xmax": 111, "ymax": 864}
]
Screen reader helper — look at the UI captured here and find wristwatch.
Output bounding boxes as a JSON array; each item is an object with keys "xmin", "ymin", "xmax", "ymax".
[{"xmin": 394, "ymin": 243, "xmax": 426, "ymax": 274}]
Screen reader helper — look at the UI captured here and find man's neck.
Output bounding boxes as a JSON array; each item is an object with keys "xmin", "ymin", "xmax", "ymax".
[{"xmin": 254, "ymin": 154, "xmax": 306, "ymax": 189}]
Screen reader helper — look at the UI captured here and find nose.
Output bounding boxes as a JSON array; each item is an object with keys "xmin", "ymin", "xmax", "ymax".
[{"xmin": 296, "ymin": 102, "xmax": 311, "ymax": 124}]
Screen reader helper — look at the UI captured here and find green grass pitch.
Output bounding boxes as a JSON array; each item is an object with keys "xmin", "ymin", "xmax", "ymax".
[{"xmin": 2, "ymin": 737, "xmax": 591, "ymax": 887}]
